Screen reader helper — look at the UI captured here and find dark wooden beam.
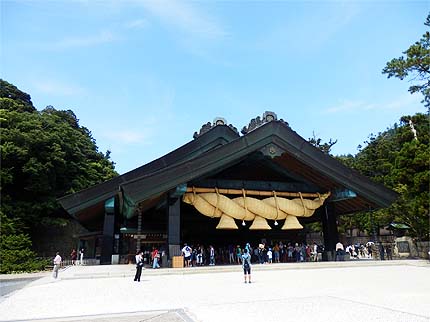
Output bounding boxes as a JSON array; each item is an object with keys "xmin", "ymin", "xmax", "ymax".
[
  {"xmin": 167, "ymin": 194, "xmax": 181, "ymax": 259},
  {"xmin": 185, "ymin": 187, "xmax": 326, "ymax": 198},
  {"xmin": 100, "ymin": 197, "xmax": 115, "ymax": 264},
  {"xmin": 321, "ymin": 203, "xmax": 339, "ymax": 261},
  {"xmin": 189, "ymin": 179, "xmax": 322, "ymax": 194}
]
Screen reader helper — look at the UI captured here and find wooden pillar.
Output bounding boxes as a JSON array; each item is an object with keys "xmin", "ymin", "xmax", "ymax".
[
  {"xmin": 167, "ymin": 195, "xmax": 181, "ymax": 259},
  {"xmin": 101, "ymin": 197, "xmax": 115, "ymax": 264},
  {"xmin": 136, "ymin": 209, "xmax": 142, "ymax": 253},
  {"xmin": 321, "ymin": 203, "xmax": 339, "ymax": 261}
]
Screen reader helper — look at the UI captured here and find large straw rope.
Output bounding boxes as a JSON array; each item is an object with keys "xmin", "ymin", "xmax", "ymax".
[{"xmin": 182, "ymin": 190, "xmax": 329, "ymax": 229}]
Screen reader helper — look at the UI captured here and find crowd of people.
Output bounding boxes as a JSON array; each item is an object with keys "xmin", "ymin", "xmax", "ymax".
[
  {"xmin": 51, "ymin": 248, "xmax": 84, "ymax": 279},
  {"xmin": 55, "ymin": 239, "xmax": 396, "ymax": 281},
  {"xmin": 179, "ymin": 241, "xmax": 325, "ymax": 267},
  {"xmin": 336, "ymin": 241, "xmax": 393, "ymax": 261}
]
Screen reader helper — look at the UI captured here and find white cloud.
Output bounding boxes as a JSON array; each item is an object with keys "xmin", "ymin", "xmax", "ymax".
[
  {"xmin": 124, "ymin": 19, "xmax": 148, "ymax": 30},
  {"xmin": 381, "ymin": 95, "xmax": 423, "ymax": 111},
  {"xmin": 256, "ymin": 3, "xmax": 360, "ymax": 54},
  {"xmin": 103, "ymin": 129, "xmax": 152, "ymax": 145},
  {"xmin": 141, "ymin": 0, "xmax": 227, "ymax": 39},
  {"xmin": 33, "ymin": 80, "xmax": 85, "ymax": 96},
  {"xmin": 50, "ymin": 31, "xmax": 116, "ymax": 50},
  {"xmin": 324, "ymin": 94, "xmax": 422, "ymax": 114},
  {"xmin": 325, "ymin": 100, "xmax": 376, "ymax": 113}
]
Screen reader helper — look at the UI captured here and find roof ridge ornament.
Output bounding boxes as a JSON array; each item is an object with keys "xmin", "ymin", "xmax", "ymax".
[
  {"xmin": 193, "ymin": 117, "xmax": 238, "ymax": 139},
  {"xmin": 241, "ymin": 111, "xmax": 289, "ymax": 135}
]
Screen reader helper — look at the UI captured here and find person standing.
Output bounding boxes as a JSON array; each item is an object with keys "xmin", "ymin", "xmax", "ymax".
[
  {"xmin": 267, "ymin": 248, "xmax": 273, "ymax": 264},
  {"xmin": 197, "ymin": 246, "xmax": 203, "ymax": 266},
  {"xmin": 294, "ymin": 243, "xmax": 301, "ymax": 262},
  {"xmin": 152, "ymin": 247, "xmax": 160, "ymax": 269},
  {"xmin": 134, "ymin": 251, "xmax": 144, "ymax": 282},
  {"xmin": 312, "ymin": 242, "xmax": 318, "ymax": 262},
  {"xmin": 228, "ymin": 244, "xmax": 235, "ymax": 264},
  {"xmin": 241, "ymin": 248, "xmax": 252, "ymax": 283},
  {"xmin": 181, "ymin": 243, "xmax": 192, "ymax": 267},
  {"xmin": 336, "ymin": 241, "xmax": 344, "ymax": 261},
  {"xmin": 253, "ymin": 247, "xmax": 259, "ymax": 263},
  {"xmin": 287, "ymin": 243, "xmax": 294, "ymax": 262},
  {"xmin": 273, "ymin": 244, "xmax": 280, "ymax": 263},
  {"xmin": 52, "ymin": 252, "xmax": 62, "ymax": 279},
  {"xmin": 379, "ymin": 244, "xmax": 385, "ymax": 260},
  {"xmin": 236, "ymin": 245, "xmax": 242, "ymax": 264},
  {"xmin": 191, "ymin": 247, "xmax": 197, "ymax": 267},
  {"xmin": 70, "ymin": 249, "xmax": 77, "ymax": 265},
  {"xmin": 366, "ymin": 243, "xmax": 373, "ymax": 259},
  {"xmin": 79, "ymin": 248, "xmax": 84, "ymax": 265},
  {"xmin": 209, "ymin": 245, "xmax": 215, "ymax": 266},
  {"xmin": 305, "ymin": 244, "xmax": 311, "ymax": 261},
  {"xmin": 279, "ymin": 242, "xmax": 286, "ymax": 262}
]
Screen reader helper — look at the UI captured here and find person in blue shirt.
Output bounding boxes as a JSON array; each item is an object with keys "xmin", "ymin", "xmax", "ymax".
[{"xmin": 241, "ymin": 248, "xmax": 252, "ymax": 283}]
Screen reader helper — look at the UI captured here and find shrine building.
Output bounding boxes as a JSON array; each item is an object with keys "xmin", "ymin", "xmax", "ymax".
[{"xmin": 58, "ymin": 112, "xmax": 398, "ymax": 265}]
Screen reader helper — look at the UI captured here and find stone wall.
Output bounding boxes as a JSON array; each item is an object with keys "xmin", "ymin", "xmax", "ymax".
[
  {"xmin": 31, "ymin": 219, "xmax": 90, "ymax": 259},
  {"xmin": 416, "ymin": 241, "xmax": 430, "ymax": 259}
]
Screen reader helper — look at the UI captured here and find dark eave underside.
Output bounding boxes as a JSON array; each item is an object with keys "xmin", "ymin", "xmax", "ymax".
[{"xmin": 273, "ymin": 150, "xmax": 396, "ymax": 209}]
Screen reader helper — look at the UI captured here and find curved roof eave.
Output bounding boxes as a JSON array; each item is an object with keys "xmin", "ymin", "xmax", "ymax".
[
  {"xmin": 58, "ymin": 124, "xmax": 239, "ymax": 214},
  {"xmin": 120, "ymin": 121, "xmax": 398, "ymax": 209}
]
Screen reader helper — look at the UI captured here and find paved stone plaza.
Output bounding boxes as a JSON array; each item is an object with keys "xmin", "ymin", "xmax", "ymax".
[{"xmin": 1, "ymin": 260, "xmax": 429, "ymax": 322}]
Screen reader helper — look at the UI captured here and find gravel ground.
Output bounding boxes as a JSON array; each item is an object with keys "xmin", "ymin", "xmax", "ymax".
[{"xmin": 0, "ymin": 262, "xmax": 429, "ymax": 322}]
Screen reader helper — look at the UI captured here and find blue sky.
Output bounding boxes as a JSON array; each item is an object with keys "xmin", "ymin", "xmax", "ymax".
[{"xmin": 2, "ymin": 1, "xmax": 428, "ymax": 174}]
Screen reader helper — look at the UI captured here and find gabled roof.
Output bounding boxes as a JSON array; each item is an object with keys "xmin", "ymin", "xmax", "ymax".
[
  {"xmin": 120, "ymin": 121, "xmax": 398, "ymax": 214},
  {"xmin": 59, "ymin": 119, "xmax": 398, "ymax": 219}
]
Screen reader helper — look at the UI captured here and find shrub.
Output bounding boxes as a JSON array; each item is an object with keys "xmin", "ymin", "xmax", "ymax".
[{"xmin": 0, "ymin": 211, "xmax": 49, "ymax": 273}]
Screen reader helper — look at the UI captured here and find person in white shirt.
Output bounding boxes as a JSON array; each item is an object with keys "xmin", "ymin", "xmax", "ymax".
[
  {"xmin": 345, "ymin": 245, "xmax": 351, "ymax": 256},
  {"xmin": 134, "ymin": 251, "xmax": 143, "ymax": 282},
  {"xmin": 197, "ymin": 246, "xmax": 203, "ymax": 266},
  {"xmin": 181, "ymin": 243, "xmax": 192, "ymax": 267},
  {"xmin": 312, "ymin": 242, "xmax": 318, "ymax": 262},
  {"xmin": 52, "ymin": 252, "xmax": 62, "ymax": 279},
  {"xmin": 267, "ymin": 248, "xmax": 273, "ymax": 264},
  {"xmin": 79, "ymin": 248, "xmax": 84, "ymax": 265},
  {"xmin": 336, "ymin": 241, "xmax": 345, "ymax": 261}
]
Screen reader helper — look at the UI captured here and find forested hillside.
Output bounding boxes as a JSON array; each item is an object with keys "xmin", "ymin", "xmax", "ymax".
[
  {"xmin": 336, "ymin": 113, "xmax": 429, "ymax": 240},
  {"xmin": 0, "ymin": 79, "xmax": 117, "ymax": 273}
]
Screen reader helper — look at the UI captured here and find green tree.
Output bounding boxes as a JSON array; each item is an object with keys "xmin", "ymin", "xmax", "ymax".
[
  {"xmin": 338, "ymin": 113, "xmax": 429, "ymax": 240},
  {"xmin": 0, "ymin": 81, "xmax": 34, "ymax": 113},
  {"xmin": 0, "ymin": 211, "xmax": 48, "ymax": 273},
  {"xmin": 382, "ymin": 13, "xmax": 430, "ymax": 108},
  {"xmin": 0, "ymin": 79, "xmax": 118, "ymax": 272},
  {"xmin": 308, "ymin": 131, "xmax": 338, "ymax": 154}
]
